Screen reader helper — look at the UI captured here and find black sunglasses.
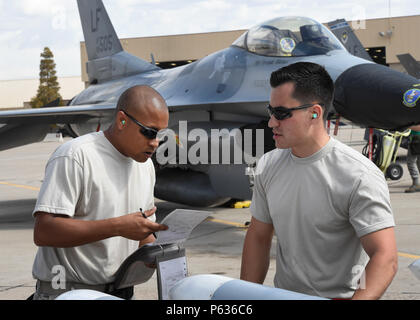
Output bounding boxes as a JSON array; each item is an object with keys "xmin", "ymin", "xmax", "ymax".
[
  {"xmin": 121, "ymin": 110, "xmax": 161, "ymax": 139},
  {"xmin": 267, "ymin": 103, "xmax": 324, "ymax": 120}
]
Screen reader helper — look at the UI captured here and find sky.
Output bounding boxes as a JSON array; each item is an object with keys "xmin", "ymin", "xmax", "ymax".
[{"xmin": 0, "ymin": 0, "xmax": 419, "ymax": 80}]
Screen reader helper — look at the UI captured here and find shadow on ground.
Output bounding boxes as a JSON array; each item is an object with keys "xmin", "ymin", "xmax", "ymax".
[{"xmin": 0, "ymin": 199, "xmax": 36, "ymax": 230}]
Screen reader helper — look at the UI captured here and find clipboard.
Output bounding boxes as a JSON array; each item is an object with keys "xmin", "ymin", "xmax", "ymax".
[
  {"xmin": 112, "ymin": 209, "xmax": 210, "ymax": 298},
  {"xmin": 113, "ymin": 243, "xmax": 182, "ymax": 290},
  {"xmin": 156, "ymin": 246, "xmax": 187, "ymax": 300}
]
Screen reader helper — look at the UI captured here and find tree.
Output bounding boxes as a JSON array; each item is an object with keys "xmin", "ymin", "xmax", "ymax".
[{"xmin": 30, "ymin": 47, "xmax": 62, "ymax": 108}]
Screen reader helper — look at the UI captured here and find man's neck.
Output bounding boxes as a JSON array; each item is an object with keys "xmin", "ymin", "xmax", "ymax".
[
  {"xmin": 104, "ymin": 128, "xmax": 127, "ymax": 157},
  {"xmin": 291, "ymin": 131, "xmax": 330, "ymax": 158}
]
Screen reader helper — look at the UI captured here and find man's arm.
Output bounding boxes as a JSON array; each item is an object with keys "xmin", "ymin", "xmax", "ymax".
[
  {"xmin": 409, "ymin": 125, "xmax": 420, "ymax": 131},
  {"xmin": 240, "ymin": 217, "xmax": 274, "ymax": 284},
  {"xmin": 33, "ymin": 207, "xmax": 167, "ymax": 248},
  {"xmin": 352, "ymin": 227, "xmax": 398, "ymax": 300}
]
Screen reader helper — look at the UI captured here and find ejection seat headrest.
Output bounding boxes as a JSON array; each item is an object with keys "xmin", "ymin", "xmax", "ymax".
[{"xmin": 300, "ymin": 24, "xmax": 324, "ymax": 41}]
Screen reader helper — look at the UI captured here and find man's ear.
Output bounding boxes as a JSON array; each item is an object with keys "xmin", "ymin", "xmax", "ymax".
[
  {"xmin": 311, "ymin": 104, "xmax": 323, "ymax": 120},
  {"xmin": 116, "ymin": 110, "xmax": 126, "ymax": 130}
]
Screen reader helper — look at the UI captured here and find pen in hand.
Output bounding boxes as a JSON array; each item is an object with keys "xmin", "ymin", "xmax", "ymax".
[{"xmin": 140, "ymin": 208, "xmax": 157, "ymax": 239}]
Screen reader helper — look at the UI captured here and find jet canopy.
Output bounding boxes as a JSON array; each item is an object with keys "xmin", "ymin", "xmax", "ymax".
[{"xmin": 232, "ymin": 16, "xmax": 345, "ymax": 57}]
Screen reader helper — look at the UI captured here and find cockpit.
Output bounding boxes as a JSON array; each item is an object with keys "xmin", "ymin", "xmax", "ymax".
[{"xmin": 232, "ymin": 16, "xmax": 345, "ymax": 57}]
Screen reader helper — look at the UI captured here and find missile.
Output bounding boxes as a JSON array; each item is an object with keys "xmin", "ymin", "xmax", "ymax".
[
  {"xmin": 55, "ymin": 275, "xmax": 329, "ymax": 300},
  {"xmin": 409, "ymin": 259, "xmax": 420, "ymax": 281},
  {"xmin": 169, "ymin": 274, "xmax": 328, "ymax": 300},
  {"xmin": 55, "ymin": 289, "xmax": 122, "ymax": 300}
]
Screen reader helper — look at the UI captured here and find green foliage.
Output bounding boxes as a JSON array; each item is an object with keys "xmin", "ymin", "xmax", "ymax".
[{"xmin": 30, "ymin": 47, "xmax": 63, "ymax": 108}]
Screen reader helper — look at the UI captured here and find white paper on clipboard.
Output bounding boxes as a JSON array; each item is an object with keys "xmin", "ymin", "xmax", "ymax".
[
  {"xmin": 157, "ymin": 255, "xmax": 188, "ymax": 300},
  {"xmin": 154, "ymin": 209, "xmax": 211, "ymax": 245}
]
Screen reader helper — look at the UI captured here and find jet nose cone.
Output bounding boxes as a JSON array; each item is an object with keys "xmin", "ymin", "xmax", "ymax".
[{"xmin": 333, "ymin": 63, "xmax": 420, "ymax": 130}]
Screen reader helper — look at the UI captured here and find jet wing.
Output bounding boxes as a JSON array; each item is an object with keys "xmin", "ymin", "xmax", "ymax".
[
  {"xmin": 0, "ymin": 104, "xmax": 115, "ymax": 124},
  {"xmin": 0, "ymin": 98, "xmax": 267, "ymax": 127},
  {"xmin": 0, "ymin": 104, "xmax": 116, "ymax": 150}
]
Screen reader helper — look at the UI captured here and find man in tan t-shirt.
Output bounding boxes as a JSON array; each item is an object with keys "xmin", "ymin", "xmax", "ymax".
[
  {"xmin": 240, "ymin": 62, "xmax": 397, "ymax": 299},
  {"xmin": 32, "ymin": 85, "xmax": 169, "ymax": 299}
]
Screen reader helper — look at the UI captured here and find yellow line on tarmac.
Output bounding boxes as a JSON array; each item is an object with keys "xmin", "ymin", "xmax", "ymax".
[
  {"xmin": 398, "ymin": 252, "xmax": 420, "ymax": 259},
  {"xmin": 2, "ymin": 180, "xmax": 420, "ymax": 260},
  {"xmin": 0, "ymin": 181, "xmax": 40, "ymax": 191},
  {"xmin": 207, "ymin": 217, "xmax": 420, "ymax": 259},
  {"xmin": 206, "ymin": 217, "xmax": 248, "ymax": 229}
]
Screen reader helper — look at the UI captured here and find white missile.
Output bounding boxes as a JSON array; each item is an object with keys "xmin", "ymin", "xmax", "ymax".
[
  {"xmin": 409, "ymin": 259, "xmax": 420, "ymax": 281},
  {"xmin": 169, "ymin": 274, "xmax": 328, "ymax": 300},
  {"xmin": 55, "ymin": 289, "xmax": 122, "ymax": 300},
  {"xmin": 55, "ymin": 275, "xmax": 330, "ymax": 300}
]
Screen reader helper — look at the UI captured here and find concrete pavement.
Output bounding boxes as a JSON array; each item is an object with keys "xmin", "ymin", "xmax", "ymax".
[{"xmin": 0, "ymin": 134, "xmax": 419, "ymax": 300}]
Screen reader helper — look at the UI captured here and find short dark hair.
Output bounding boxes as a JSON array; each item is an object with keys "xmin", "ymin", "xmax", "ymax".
[{"xmin": 270, "ymin": 62, "xmax": 334, "ymax": 119}]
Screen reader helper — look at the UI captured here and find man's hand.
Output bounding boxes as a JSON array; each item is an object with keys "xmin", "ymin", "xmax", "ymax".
[
  {"xmin": 116, "ymin": 206, "xmax": 168, "ymax": 241},
  {"xmin": 34, "ymin": 207, "xmax": 168, "ymax": 248}
]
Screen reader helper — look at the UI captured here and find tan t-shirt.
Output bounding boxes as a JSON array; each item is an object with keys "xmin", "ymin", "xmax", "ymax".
[
  {"xmin": 251, "ymin": 137, "xmax": 395, "ymax": 299},
  {"xmin": 32, "ymin": 131, "xmax": 156, "ymax": 284}
]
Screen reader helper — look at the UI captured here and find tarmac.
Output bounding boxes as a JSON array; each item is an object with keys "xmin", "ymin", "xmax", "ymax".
[{"xmin": 1, "ymin": 129, "xmax": 420, "ymax": 300}]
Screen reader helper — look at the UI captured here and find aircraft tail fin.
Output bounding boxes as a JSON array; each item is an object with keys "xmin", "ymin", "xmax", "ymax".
[
  {"xmin": 328, "ymin": 19, "xmax": 372, "ymax": 62},
  {"xmin": 397, "ymin": 54, "xmax": 420, "ymax": 79},
  {"xmin": 77, "ymin": 0, "xmax": 123, "ymax": 60},
  {"xmin": 77, "ymin": 0, "xmax": 159, "ymax": 84}
]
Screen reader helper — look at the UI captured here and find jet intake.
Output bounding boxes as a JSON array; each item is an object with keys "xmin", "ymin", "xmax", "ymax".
[
  {"xmin": 334, "ymin": 63, "xmax": 420, "ymax": 130},
  {"xmin": 155, "ymin": 168, "xmax": 230, "ymax": 207}
]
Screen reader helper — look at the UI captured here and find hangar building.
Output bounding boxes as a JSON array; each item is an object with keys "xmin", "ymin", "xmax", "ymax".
[
  {"xmin": 79, "ymin": 14, "xmax": 420, "ymax": 86},
  {"xmin": 1, "ymin": 15, "xmax": 419, "ymax": 109}
]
